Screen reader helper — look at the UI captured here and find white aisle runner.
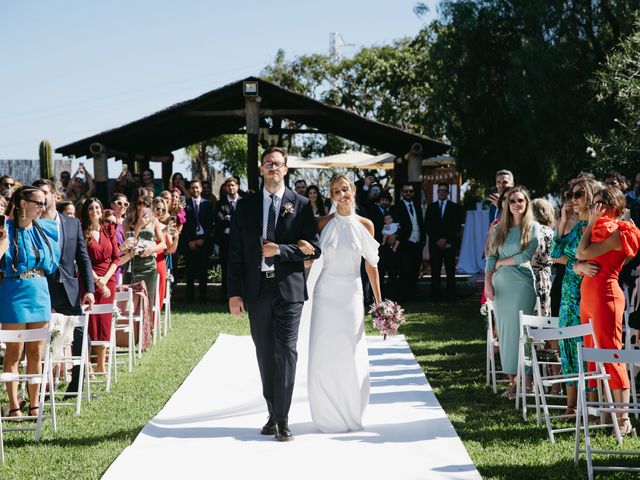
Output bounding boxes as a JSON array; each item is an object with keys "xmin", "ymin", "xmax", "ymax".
[{"xmin": 103, "ymin": 333, "xmax": 480, "ymax": 480}]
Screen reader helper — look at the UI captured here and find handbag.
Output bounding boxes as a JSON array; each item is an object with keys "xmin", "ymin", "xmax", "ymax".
[
  {"xmin": 629, "ymin": 308, "xmax": 640, "ymax": 330},
  {"xmin": 536, "ymin": 348, "xmax": 560, "ymax": 363}
]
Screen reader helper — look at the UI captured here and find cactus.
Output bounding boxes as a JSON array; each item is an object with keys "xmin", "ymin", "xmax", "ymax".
[{"xmin": 39, "ymin": 139, "xmax": 53, "ymax": 180}]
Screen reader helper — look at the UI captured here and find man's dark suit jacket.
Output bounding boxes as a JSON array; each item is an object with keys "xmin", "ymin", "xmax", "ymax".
[
  {"xmin": 424, "ymin": 200, "xmax": 464, "ymax": 250},
  {"xmin": 46, "ymin": 213, "xmax": 94, "ymax": 306},
  {"xmin": 213, "ymin": 194, "xmax": 245, "ymax": 249},
  {"xmin": 369, "ymin": 203, "xmax": 398, "ymax": 243},
  {"xmin": 184, "ymin": 197, "xmax": 214, "ymax": 244},
  {"xmin": 227, "ymin": 188, "xmax": 321, "ymax": 303},
  {"xmin": 396, "ymin": 199, "xmax": 425, "ymax": 244}
]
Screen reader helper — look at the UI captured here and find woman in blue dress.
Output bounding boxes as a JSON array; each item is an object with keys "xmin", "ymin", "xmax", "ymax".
[{"xmin": 0, "ymin": 186, "xmax": 60, "ymax": 418}]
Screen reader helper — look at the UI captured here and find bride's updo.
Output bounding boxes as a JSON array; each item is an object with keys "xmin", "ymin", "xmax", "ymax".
[{"xmin": 329, "ymin": 174, "xmax": 357, "ymax": 214}]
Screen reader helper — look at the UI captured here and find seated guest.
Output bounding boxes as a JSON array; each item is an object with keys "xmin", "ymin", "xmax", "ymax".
[
  {"xmin": 80, "ymin": 198, "xmax": 123, "ymax": 374},
  {"xmin": 0, "ymin": 186, "xmax": 60, "ymax": 418}
]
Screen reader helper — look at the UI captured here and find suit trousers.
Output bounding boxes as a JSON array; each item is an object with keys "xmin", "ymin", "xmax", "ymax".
[
  {"xmin": 50, "ymin": 281, "xmax": 84, "ymax": 392},
  {"xmin": 185, "ymin": 245, "xmax": 209, "ymax": 301},
  {"xmin": 246, "ymin": 276, "xmax": 303, "ymax": 422},
  {"xmin": 429, "ymin": 245, "xmax": 456, "ymax": 299},
  {"xmin": 399, "ymin": 241, "xmax": 422, "ymax": 300}
]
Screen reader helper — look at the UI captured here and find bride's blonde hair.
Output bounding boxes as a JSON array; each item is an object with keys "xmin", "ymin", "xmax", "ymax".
[{"xmin": 329, "ymin": 174, "xmax": 357, "ymax": 214}]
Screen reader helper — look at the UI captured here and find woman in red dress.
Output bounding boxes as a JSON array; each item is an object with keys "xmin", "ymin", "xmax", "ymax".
[
  {"xmin": 80, "ymin": 198, "xmax": 121, "ymax": 373},
  {"xmin": 577, "ymin": 186, "xmax": 640, "ymax": 436}
]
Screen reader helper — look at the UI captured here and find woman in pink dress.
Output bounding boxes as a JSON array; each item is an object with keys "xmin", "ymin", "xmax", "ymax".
[{"xmin": 80, "ymin": 198, "xmax": 121, "ymax": 373}]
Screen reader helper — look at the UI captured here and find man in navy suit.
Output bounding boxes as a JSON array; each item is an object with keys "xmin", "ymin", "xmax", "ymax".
[
  {"xmin": 35, "ymin": 179, "xmax": 94, "ymax": 394},
  {"xmin": 228, "ymin": 147, "xmax": 320, "ymax": 442},
  {"xmin": 425, "ymin": 183, "xmax": 464, "ymax": 300},
  {"xmin": 184, "ymin": 179, "xmax": 214, "ymax": 303}
]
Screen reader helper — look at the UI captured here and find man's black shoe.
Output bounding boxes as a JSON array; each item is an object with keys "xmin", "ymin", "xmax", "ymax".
[
  {"xmin": 260, "ymin": 415, "xmax": 276, "ymax": 435},
  {"xmin": 275, "ymin": 421, "xmax": 293, "ymax": 442}
]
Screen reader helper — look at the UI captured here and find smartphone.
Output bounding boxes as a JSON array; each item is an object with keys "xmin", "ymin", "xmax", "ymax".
[
  {"xmin": 0, "ymin": 214, "xmax": 6, "ymax": 229},
  {"xmin": 169, "ymin": 215, "xmax": 177, "ymax": 225},
  {"xmin": 179, "ymin": 195, "xmax": 186, "ymax": 208},
  {"xmin": 141, "ymin": 207, "xmax": 151, "ymax": 218}
]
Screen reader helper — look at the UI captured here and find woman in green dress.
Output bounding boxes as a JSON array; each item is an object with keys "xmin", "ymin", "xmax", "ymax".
[
  {"xmin": 122, "ymin": 188, "xmax": 166, "ymax": 310},
  {"xmin": 485, "ymin": 186, "xmax": 539, "ymax": 397},
  {"xmin": 550, "ymin": 177, "xmax": 601, "ymax": 416}
]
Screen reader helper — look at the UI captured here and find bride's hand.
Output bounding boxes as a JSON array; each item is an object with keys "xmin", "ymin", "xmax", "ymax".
[{"xmin": 297, "ymin": 239, "xmax": 315, "ymax": 255}]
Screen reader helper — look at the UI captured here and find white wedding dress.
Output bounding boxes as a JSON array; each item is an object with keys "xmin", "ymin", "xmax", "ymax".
[{"xmin": 307, "ymin": 212, "xmax": 379, "ymax": 433}]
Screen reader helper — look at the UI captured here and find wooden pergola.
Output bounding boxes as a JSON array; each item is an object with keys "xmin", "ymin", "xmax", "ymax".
[{"xmin": 56, "ymin": 76, "xmax": 449, "ymax": 195}]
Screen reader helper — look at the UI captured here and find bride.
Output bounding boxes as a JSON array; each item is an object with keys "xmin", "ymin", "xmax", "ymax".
[{"xmin": 300, "ymin": 174, "xmax": 382, "ymax": 433}]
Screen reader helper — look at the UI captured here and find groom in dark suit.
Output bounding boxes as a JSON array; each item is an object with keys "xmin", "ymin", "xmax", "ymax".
[{"xmin": 228, "ymin": 147, "xmax": 320, "ymax": 442}]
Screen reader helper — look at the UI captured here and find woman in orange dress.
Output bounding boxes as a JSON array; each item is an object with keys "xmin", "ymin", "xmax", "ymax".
[{"xmin": 577, "ymin": 186, "xmax": 640, "ymax": 436}]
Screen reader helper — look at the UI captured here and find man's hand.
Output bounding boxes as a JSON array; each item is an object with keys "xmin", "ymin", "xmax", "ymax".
[
  {"xmin": 262, "ymin": 241, "xmax": 279, "ymax": 258},
  {"xmin": 229, "ymin": 296, "xmax": 245, "ymax": 317},
  {"xmin": 82, "ymin": 293, "xmax": 95, "ymax": 310},
  {"xmin": 489, "ymin": 192, "xmax": 500, "ymax": 207}
]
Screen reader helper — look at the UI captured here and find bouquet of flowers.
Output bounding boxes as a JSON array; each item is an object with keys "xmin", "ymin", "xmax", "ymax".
[{"xmin": 369, "ymin": 300, "xmax": 405, "ymax": 340}]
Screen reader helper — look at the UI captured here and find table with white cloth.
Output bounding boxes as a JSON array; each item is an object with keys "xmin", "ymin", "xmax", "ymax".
[{"xmin": 457, "ymin": 210, "xmax": 490, "ymax": 274}]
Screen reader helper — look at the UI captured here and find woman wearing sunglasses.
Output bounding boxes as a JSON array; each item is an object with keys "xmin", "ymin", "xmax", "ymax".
[
  {"xmin": 550, "ymin": 177, "xmax": 601, "ymax": 416},
  {"xmin": 0, "ymin": 186, "xmax": 60, "ymax": 418},
  {"xmin": 110, "ymin": 193, "xmax": 130, "ymax": 284},
  {"xmin": 485, "ymin": 186, "xmax": 540, "ymax": 398},
  {"xmin": 577, "ymin": 186, "xmax": 640, "ymax": 436}
]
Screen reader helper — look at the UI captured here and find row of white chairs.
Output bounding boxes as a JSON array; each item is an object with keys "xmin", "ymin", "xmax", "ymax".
[
  {"xmin": 484, "ymin": 288, "xmax": 640, "ymax": 479},
  {"xmin": 0, "ymin": 271, "xmax": 174, "ymax": 463}
]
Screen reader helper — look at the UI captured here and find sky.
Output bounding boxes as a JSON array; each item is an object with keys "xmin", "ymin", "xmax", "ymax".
[{"xmin": 0, "ymin": 0, "xmax": 438, "ymax": 178}]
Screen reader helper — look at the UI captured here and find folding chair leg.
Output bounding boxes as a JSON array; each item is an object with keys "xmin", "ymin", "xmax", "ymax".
[
  {"xmin": 486, "ymin": 331, "xmax": 491, "ymax": 386},
  {"xmin": 0, "ymin": 418, "xmax": 4, "ymax": 464},
  {"xmin": 631, "ymin": 364, "xmax": 638, "ymax": 420},
  {"xmin": 574, "ymin": 381, "xmax": 584, "ymax": 465},
  {"xmin": 48, "ymin": 362, "xmax": 57, "ymax": 432},
  {"xmin": 602, "ymin": 378, "xmax": 622, "ymax": 444},
  {"xmin": 490, "ymin": 344, "xmax": 498, "ymax": 394}
]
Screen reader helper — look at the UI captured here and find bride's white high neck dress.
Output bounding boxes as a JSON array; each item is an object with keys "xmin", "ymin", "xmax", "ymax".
[{"xmin": 308, "ymin": 212, "xmax": 379, "ymax": 433}]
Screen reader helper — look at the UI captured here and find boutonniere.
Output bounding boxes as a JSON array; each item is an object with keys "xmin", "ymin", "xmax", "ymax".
[{"xmin": 281, "ymin": 202, "xmax": 295, "ymax": 218}]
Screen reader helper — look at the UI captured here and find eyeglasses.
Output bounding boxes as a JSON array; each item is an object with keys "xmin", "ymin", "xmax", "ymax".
[
  {"xmin": 114, "ymin": 200, "xmax": 130, "ymax": 208},
  {"xmin": 154, "ymin": 207, "xmax": 166, "ymax": 212},
  {"xmin": 565, "ymin": 190, "xmax": 585, "ymax": 200},
  {"xmin": 137, "ymin": 201, "xmax": 148, "ymax": 206},
  {"xmin": 402, "ymin": 189, "xmax": 414, "ymax": 194},
  {"xmin": 262, "ymin": 162, "xmax": 286, "ymax": 170},
  {"xmin": 26, "ymin": 199, "xmax": 47, "ymax": 208}
]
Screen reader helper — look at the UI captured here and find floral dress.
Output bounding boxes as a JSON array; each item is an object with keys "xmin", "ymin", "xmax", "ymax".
[
  {"xmin": 550, "ymin": 220, "xmax": 587, "ymax": 381},
  {"xmin": 531, "ymin": 225, "xmax": 554, "ymax": 317}
]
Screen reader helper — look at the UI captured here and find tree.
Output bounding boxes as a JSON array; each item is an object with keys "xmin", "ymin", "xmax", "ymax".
[
  {"xmin": 185, "ymin": 134, "xmax": 251, "ymax": 180},
  {"xmin": 589, "ymin": 14, "xmax": 640, "ymax": 177}
]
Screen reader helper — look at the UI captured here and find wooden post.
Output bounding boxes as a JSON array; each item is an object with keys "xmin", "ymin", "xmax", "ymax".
[
  {"xmin": 246, "ymin": 97, "xmax": 260, "ymax": 192},
  {"xmin": 162, "ymin": 161, "xmax": 173, "ymax": 190}
]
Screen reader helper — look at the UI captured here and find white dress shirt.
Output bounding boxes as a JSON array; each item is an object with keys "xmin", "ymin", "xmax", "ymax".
[
  {"xmin": 403, "ymin": 199, "xmax": 421, "ymax": 243},
  {"xmin": 261, "ymin": 185, "xmax": 285, "ymax": 272}
]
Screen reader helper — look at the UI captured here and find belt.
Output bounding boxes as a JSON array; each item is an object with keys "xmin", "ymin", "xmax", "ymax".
[
  {"xmin": 18, "ymin": 269, "xmax": 45, "ymax": 279},
  {"xmin": 261, "ymin": 271, "xmax": 276, "ymax": 279}
]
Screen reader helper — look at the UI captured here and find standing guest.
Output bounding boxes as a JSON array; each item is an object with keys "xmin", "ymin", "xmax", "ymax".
[
  {"xmin": 488, "ymin": 170, "xmax": 515, "ymax": 225},
  {"xmin": 171, "ymin": 172, "xmax": 186, "ymax": 195},
  {"xmin": 57, "ymin": 171, "xmax": 71, "ymax": 197},
  {"xmin": 550, "ymin": 185, "xmax": 578, "ymax": 318},
  {"xmin": 183, "ymin": 180, "xmax": 214, "ymax": 303},
  {"xmin": 122, "ymin": 189, "xmax": 166, "ymax": 311},
  {"xmin": 626, "ymin": 173, "xmax": 640, "ymax": 225},
  {"xmin": 604, "ymin": 171, "xmax": 623, "ymax": 189},
  {"xmin": 396, "ymin": 183, "xmax": 425, "ymax": 300},
  {"xmin": 227, "ymin": 146, "xmax": 320, "ymax": 441},
  {"xmin": 110, "ymin": 193, "xmax": 129, "ymax": 283},
  {"xmin": 141, "ymin": 168, "xmax": 162, "ymax": 197},
  {"xmin": 0, "ymin": 186, "xmax": 60, "ymax": 418},
  {"xmin": 368, "ymin": 190, "xmax": 394, "ymax": 242},
  {"xmin": 56, "ymin": 200, "xmax": 75, "ymax": 218},
  {"xmin": 305, "ymin": 185, "xmax": 327, "ymax": 218},
  {"xmin": 159, "ymin": 190, "xmax": 173, "ymax": 212},
  {"xmin": 80, "ymin": 198, "xmax": 122, "ymax": 374},
  {"xmin": 0, "ymin": 175, "xmax": 16, "ymax": 196},
  {"xmin": 531, "ymin": 198, "xmax": 555, "ymax": 317},
  {"xmin": 550, "ymin": 178, "xmax": 601, "ymax": 415},
  {"xmin": 35, "ymin": 179, "xmax": 95, "ymax": 396},
  {"xmin": 294, "ymin": 179, "xmax": 307, "ymax": 196},
  {"xmin": 170, "ymin": 188, "xmax": 187, "ymax": 226},
  {"xmin": 484, "ymin": 186, "xmax": 539, "ymax": 398},
  {"xmin": 214, "ymin": 177, "xmax": 243, "ymax": 300},
  {"xmin": 152, "ymin": 197, "xmax": 171, "ymax": 311},
  {"xmin": 425, "ymin": 183, "xmax": 464, "ymax": 301},
  {"xmin": 577, "ymin": 187, "xmax": 640, "ymax": 436},
  {"xmin": 112, "ymin": 166, "xmax": 134, "ymax": 199},
  {"xmin": 201, "ymin": 180, "xmax": 218, "ymax": 212},
  {"xmin": 0, "ymin": 196, "xmax": 7, "ymax": 216}
]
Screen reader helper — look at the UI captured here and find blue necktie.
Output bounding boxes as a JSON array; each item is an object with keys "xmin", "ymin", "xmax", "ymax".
[{"xmin": 265, "ymin": 194, "xmax": 276, "ymax": 267}]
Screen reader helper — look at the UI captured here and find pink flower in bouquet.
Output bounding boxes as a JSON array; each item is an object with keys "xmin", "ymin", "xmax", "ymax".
[{"xmin": 369, "ymin": 300, "xmax": 405, "ymax": 338}]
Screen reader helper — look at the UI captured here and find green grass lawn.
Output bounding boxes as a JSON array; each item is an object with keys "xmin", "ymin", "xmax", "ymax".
[{"xmin": 0, "ymin": 299, "xmax": 638, "ymax": 479}]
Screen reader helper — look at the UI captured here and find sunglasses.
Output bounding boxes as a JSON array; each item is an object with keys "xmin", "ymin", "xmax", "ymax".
[
  {"xmin": 154, "ymin": 206, "xmax": 166, "ymax": 212},
  {"xmin": 26, "ymin": 199, "xmax": 47, "ymax": 208},
  {"xmin": 565, "ymin": 190, "xmax": 585, "ymax": 200},
  {"xmin": 137, "ymin": 201, "xmax": 149, "ymax": 206},
  {"xmin": 114, "ymin": 200, "xmax": 130, "ymax": 208},
  {"xmin": 402, "ymin": 189, "xmax": 414, "ymax": 194},
  {"xmin": 589, "ymin": 200, "xmax": 611, "ymax": 209}
]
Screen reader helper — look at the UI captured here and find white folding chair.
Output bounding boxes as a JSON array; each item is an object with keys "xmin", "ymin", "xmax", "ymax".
[
  {"xmin": 162, "ymin": 270, "xmax": 173, "ymax": 336},
  {"xmin": 624, "ymin": 282, "xmax": 640, "ymax": 419},
  {"xmin": 0, "ymin": 327, "xmax": 56, "ymax": 451},
  {"xmin": 485, "ymin": 300, "xmax": 509, "ymax": 394},
  {"xmin": 113, "ymin": 288, "xmax": 135, "ymax": 375},
  {"xmin": 84, "ymin": 303, "xmax": 116, "ymax": 393},
  {"xmin": 528, "ymin": 322, "xmax": 617, "ymax": 443},
  {"xmin": 574, "ymin": 345, "xmax": 640, "ymax": 480},
  {"xmin": 515, "ymin": 311, "xmax": 560, "ymax": 419},
  {"xmin": 152, "ymin": 273, "xmax": 161, "ymax": 345}
]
